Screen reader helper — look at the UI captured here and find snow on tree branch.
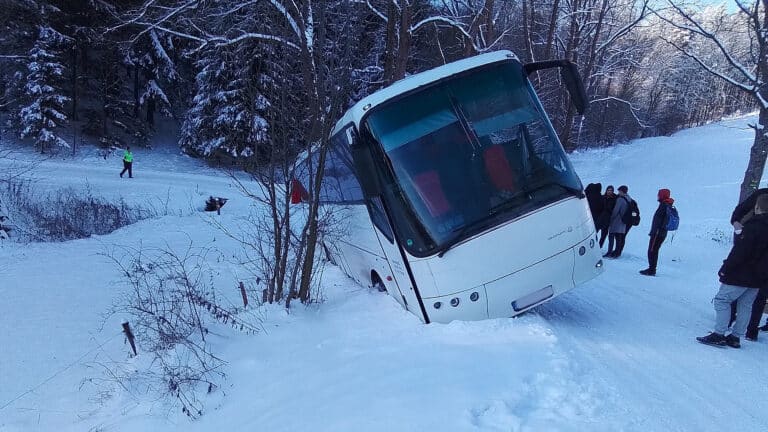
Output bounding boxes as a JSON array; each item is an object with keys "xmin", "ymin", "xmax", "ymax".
[
  {"xmin": 660, "ymin": 35, "xmax": 757, "ymax": 97},
  {"xmin": 591, "ymin": 96, "xmax": 650, "ymax": 128},
  {"xmin": 657, "ymin": 2, "xmax": 758, "ymax": 85}
]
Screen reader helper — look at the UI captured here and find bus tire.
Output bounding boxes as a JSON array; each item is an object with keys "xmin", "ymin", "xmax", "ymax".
[
  {"xmin": 371, "ymin": 272, "xmax": 387, "ymax": 293},
  {"xmin": 321, "ymin": 241, "xmax": 335, "ymax": 264}
]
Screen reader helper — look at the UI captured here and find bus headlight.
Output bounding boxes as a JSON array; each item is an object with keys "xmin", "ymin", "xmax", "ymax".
[
  {"xmin": 596, "ymin": 260, "xmax": 603, "ymax": 268},
  {"xmin": 589, "ymin": 239, "xmax": 595, "ymax": 248},
  {"xmin": 450, "ymin": 297, "xmax": 460, "ymax": 307},
  {"xmin": 434, "ymin": 301, "xmax": 442, "ymax": 309},
  {"xmin": 578, "ymin": 246, "xmax": 586, "ymax": 256},
  {"xmin": 470, "ymin": 292, "xmax": 480, "ymax": 302}
]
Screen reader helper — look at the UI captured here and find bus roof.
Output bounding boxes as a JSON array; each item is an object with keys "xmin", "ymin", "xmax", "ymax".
[{"xmin": 331, "ymin": 50, "xmax": 520, "ymax": 136}]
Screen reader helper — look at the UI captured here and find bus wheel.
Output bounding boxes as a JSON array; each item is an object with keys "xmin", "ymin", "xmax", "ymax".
[
  {"xmin": 321, "ymin": 242, "xmax": 335, "ymax": 264},
  {"xmin": 371, "ymin": 272, "xmax": 387, "ymax": 293}
]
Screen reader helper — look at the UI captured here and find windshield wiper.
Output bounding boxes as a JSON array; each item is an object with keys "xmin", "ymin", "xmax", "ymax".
[
  {"xmin": 525, "ymin": 181, "xmax": 584, "ymax": 199},
  {"xmin": 549, "ymin": 182, "xmax": 585, "ymax": 198},
  {"xmin": 435, "ymin": 220, "xmax": 490, "ymax": 258},
  {"xmin": 488, "ymin": 192, "xmax": 528, "ymax": 216}
]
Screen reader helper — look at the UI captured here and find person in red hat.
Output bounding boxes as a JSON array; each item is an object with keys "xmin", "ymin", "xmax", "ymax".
[{"xmin": 639, "ymin": 188, "xmax": 675, "ymax": 276}]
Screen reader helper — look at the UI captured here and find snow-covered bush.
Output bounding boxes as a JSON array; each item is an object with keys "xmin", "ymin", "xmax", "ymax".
[
  {"xmin": 0, "ymin": 198, "xmax": 10, "ymax": 241},
  {"xmin": 104, "ymin": 244, "xmax": 262, "ymax": 418},
  {"xmin": 0, "ymin": 180, "xmax": 154, "ymax": 242}
]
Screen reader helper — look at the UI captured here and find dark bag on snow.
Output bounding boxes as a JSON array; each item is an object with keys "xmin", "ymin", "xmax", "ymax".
[{"xmin": 205, "ymin": 196, "xmax": 228, "ymax": 212}]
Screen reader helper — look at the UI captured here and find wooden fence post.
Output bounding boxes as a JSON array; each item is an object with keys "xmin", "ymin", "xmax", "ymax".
[
  {"xmin": 239, "ymin": 281, "xmax": 248, "ymax": 308},
  {"xmin": 122, "ymin": 322, "xmax": 137, "ymax": 356}
]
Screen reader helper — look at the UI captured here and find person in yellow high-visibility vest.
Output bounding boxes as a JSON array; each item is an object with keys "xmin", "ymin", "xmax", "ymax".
[{"xmin": 120, "ymin": 146, "xmax": 133, "ymax": 178}]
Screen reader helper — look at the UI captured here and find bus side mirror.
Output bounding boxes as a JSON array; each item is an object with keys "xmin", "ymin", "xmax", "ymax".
[
  {"xmin": 351, "ymin": 143, "xmax": 383, "ymax": 198},
  {"xmin": 523, "ymin": 60, "xmax": 588, "ymax": 115}
]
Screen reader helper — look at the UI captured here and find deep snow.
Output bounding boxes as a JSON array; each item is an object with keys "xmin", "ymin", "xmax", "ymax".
[{"xmin": 1, "ymin": 115, "xmax": 767, "ymax": 432}]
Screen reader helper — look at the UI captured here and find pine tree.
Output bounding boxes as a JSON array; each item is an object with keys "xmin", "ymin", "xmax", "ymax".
[
  {"xmin": 180, "ymin": 46, "xmax": 271, "ymax": 163},
  {"xmin": 19, "ymin": 26, "xmax": 71, "ymax": 153}
]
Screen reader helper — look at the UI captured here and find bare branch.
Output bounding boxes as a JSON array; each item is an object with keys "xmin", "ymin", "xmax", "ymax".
[
  {"xmin": 656, "ymin": 1, "xmax": 758, "ymax": 84},
  {"xmin": 660, "ymin": 35, "xmax": 757, "ymax": 96},
  {"xmin": 591, "ymin": 96, "xmax": 650, "ymax": 128}
]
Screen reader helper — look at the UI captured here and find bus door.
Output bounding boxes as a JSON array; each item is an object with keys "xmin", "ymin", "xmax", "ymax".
[
  {"xmin": 366, "ymin": 196, "xmax": 428, "ymax": 322},
  {"xmin": 346, "ymin": 125, "xmax": 429, "ymax": 322}
]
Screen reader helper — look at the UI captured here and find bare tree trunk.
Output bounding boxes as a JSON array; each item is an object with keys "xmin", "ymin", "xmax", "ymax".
[
  {"xmin": 522, "ymin": 0, "xmax": 534, "ymax": 63},
  {"xmin": 582, "ymin": 0, "xmax": 609, "ymax": 93},
  {"xmin": 71, "ymin": 46, "xmax": 78, "ymax": 121},
  {"xmin": 383, "ymin": 1, "xmax": 399, "ymax": 85},
  {"xmin": 739, "ymin": 107, "xmax": 768, "ymax": 202},
  {"xmin": 393, "ymin": 2, "xmax": 412, "ymax": 83},
  {"xmin": 270, "ymin": 164, "xmax": 282, "ymax": 303},
  {"xmin": 544, "ymin": 0, "xmax": 561, "ymax": 60},
  {"xmin": 146, "ymin": 98, "xmax": 155, "ymax": 125},
  {"xmin": 133, "ymin": 65, "xmax": 140, "ymax": 117},
  {"xmin": 560, "ymin": 0, "xmax": 583, "ymax": 149},
  {"xmin": 483, "ymin": 0, "xmax": 495, "ymax": 47},
  {"xmin": 297, "ymin": 144, "xmax": 328, "ymax": 303},
  {"xmin": 295, "ymin": 3, "xmax": 330, "ymax": 304},
  {"xmin": 738, "ymin": 1, "xmax": 768, "ymax": 202}
]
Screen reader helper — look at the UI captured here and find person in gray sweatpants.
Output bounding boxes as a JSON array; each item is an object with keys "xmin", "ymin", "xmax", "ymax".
[{"xmin": 697, "ymin": 194, "xmax": 768, "ymax": 348}]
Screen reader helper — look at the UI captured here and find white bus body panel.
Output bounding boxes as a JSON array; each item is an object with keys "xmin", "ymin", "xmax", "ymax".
[
  {"xmin": 326, "ymin": 197, "xmax": 602, "ymax": 323},
  {"xmin": 326, "ymin": 204, "xmax": 416, "ymax": 312},
  {"xmin": 327, "ymin": 204, "xmax": 387, "ymax": 285},
  {"xmin": 409, "ymin": 197, "xmax": 602, "ymax": 323}
]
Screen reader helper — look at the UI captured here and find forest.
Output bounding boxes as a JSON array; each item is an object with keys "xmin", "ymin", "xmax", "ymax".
[{"xmin": 0, "ymin": 0, "xmax": 758, "ymax": 164}]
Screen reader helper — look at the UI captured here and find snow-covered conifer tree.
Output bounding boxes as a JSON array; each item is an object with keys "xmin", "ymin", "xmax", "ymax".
[
  {"xmin": 180, "ymin": 47, "xmax": 271, "ymax": 162},
  {"xmin": 18, "ymin": 26, "xmax": 70, "ymax": 153}
]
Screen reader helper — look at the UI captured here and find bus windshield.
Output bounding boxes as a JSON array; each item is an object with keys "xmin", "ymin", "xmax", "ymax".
[{"xmin": 365, "ymin": 62, "xmax": 583, "ymax": 256}]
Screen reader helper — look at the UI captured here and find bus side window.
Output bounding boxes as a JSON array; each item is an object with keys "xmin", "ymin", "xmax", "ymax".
[
  {"xmin": 324, "ymin": 126, "xmax": 364, "ymax": 203},
  {"xmin": 368, "ymin": 196, "xmax": 394, "ymax": 242}
]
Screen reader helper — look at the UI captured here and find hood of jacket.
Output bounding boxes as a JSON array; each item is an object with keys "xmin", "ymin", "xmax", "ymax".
[{"xmin": 657, "ymin": 188, "xmax": 674, "ymax": 205}]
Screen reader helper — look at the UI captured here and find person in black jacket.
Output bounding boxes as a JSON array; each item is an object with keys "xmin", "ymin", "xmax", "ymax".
[
  {"xmin": 585, "ymin": 183, "xmax": 604, "ymax": 229},
  {"xmin": 597, "ymin": 185, "xmax": 616, "ymax": 248},
  {"xmin": 728, "ymin": 188, "xmax": 768, "ymax": 340},
  {"xmin": 697, "ymin": 194, "xmax": 768, "ymax": 348},
  {"xmin": 639, "ymin": 188, "xmax": 673, "ymax": 276}
]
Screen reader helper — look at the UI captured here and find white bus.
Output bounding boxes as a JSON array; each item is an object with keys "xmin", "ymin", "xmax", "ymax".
[{"xmin": 311, "ymin": 51, "xmax": 603, "ymax": 324}]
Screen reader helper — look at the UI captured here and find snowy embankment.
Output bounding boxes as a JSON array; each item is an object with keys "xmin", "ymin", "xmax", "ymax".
[{"xmin": 1, "ymin": 115, "xmax": 767, "ymax": 432}]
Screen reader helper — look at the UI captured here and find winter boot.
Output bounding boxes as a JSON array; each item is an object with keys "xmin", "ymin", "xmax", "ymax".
[
  {"xmin": 696, "ymin": 332, "xmax": 727, "ymax": 347},
  {"xmin": 639, "ymin": 268, "xmax": 656, "ymax": 276},
  {"xmin": 725, "ymin": 334, "xmax": 741, "ymax": 348}
]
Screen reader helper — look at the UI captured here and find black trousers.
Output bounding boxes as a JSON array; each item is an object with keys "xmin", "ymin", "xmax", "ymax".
[
  {"xmin": 747, "ymin": 287, "xmax": 768, "ymax": 335},
  {"xmin": 647, "ymin": 232, "xmax": 666, "ymax": 271},
  {"xmin": 608, "ymin": 232, "xmax": 626, "ymax": 256},
  {"xmin": 599, "ymin": 227, "xmax": 609, "ymax": 248},
  {"xmin": 120, "ymin": 161, "xmax": 133, "ymax": 178}
]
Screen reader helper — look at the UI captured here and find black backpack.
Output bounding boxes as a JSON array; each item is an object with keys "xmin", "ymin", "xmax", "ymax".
[{"xmin": 621, "ymin": 197, "xmax": 641, "ymax": 226}]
